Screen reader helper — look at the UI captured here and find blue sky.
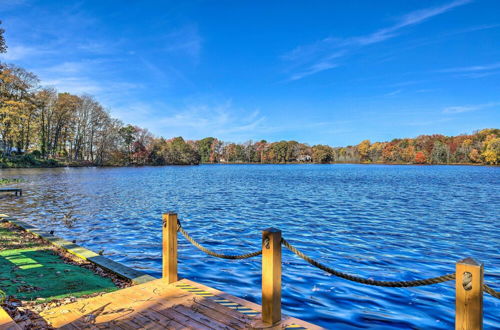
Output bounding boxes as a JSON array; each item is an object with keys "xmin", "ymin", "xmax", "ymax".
[{"xmin": 1, "ymin": 0, "xmax": 499, "ymax": 145}]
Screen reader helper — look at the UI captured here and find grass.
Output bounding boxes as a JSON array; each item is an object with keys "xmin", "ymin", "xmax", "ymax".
[
  {"xmin": 0, "ymin": 178, "xmax": 25, "ymax": 186},
  {"xmin": 0, "ymin": 154, "xmax": 60, "ymax": 168}
]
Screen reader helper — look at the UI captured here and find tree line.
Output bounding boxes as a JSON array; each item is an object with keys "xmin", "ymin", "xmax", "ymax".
[
  {"xmin": 195, "ymin": 131, "xmax": 499, "ymax": 165},
  {"xmin": 0, "ymin": 62, "xmax": 202, "ymax": 167},
  {"xmin": 1, "ymin": 22, "xmax": 498, "ymax": 167}
]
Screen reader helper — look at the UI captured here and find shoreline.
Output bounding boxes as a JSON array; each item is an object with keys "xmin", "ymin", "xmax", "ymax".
[{"xmin": 1, "ymin": 161, "xmax": 497, "ymax": 170}]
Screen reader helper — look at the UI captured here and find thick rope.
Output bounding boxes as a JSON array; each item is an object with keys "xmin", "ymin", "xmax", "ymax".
[
  {"xmin": 177, "ymin": 220, "xmax": 262, "ymax": 259},
  {"xmin": 175, "ymin": 221, "xmax": 500, "ymax": 298},
  {"xmin": 483, "ymin": 284, "xmax": 500, "ymax": 299},
  {"xmin": 281, "ymin": 237, "xmax": 456, "ymax": 287}
]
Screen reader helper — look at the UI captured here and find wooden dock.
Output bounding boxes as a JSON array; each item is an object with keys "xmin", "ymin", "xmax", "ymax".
[
  {"xmin": 0, "ymin": 307, "xmax": 21, "ymax": 330},
  {"xmin": 1, "ymin": 215, "xmax": 321, "ymax": 329},
  {"xmin": 39, "ymin": 278, "xmax": 319, "ymax": 329},
  {"xmin": 0, "ymin": 188, "xmax": 22, "ymax": 196}
]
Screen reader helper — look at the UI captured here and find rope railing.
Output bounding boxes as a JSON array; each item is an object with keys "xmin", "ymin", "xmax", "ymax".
[
  {"xmin": 177, "ymin": 219, "xmax": 262, "ymax": 259},
  {"xmin": 164, "ymin": 213, "xmax": 498, "ymax": 327},
  {"xmin": 281, "ymin": 237, "xmax": 456, "ymax": 287},
  {"xmin": 175, "ymin": 218, "xmax": 499, "ymax": 298},
  {"xmin": 281, "ymin": 237, "xmax": 499, "ymax": 298},
  {"xmin": 483, "ymin": 284, "xmax": 500, "ymax": 299}
]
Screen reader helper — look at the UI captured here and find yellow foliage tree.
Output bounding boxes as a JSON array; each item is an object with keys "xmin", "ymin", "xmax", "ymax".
[
  {"xmin": 0, "ymin": 100, "xmax": 29, "ymax": 152},
  {"xmin": 357, "ymin": 139, "xmax": 371, "ymax": 161},
  {"xmin": 482, "ymin": 137, "xmax": 500, "ymax": 165}
]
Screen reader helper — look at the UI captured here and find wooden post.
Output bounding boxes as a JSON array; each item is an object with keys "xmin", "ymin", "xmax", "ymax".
[
  {"xmin": 262, "ymin": 227, "xmax": 282, "ymax": 325},
  {"xmin": 456, "ymin": 257, "xmax": 483, "ymax": 330},
  {"xmin": 162, "ymin": 213, "xmax": 178, "ymax": 283}
]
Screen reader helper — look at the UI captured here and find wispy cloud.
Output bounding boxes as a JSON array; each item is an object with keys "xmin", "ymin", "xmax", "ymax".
[
  {"xmin": 415, "ymin": 88, "xmax": 436, "ymax": 93},
  {"xmin": 282, "ymin": 0, "xmax": 471, "ymax": 80},
  {"xmin": 42, "ymin": 77, "xmax": 104, "ymax": 95},
  {"xmin": 385, "ymin": 89, "xmax": 402, "ymax": 97},
  {"xmin": 0, "ymin": 44, "xmax": 53, "ymax": 61},
  {"xmin": 289, "ymin": 60, "xmax": 340, "ymax": 81},
  {"xmin": 111, "ymin": 100, "xmax": 268, "ymax": 141},
  {"xmin": 443, "ymin": 102, "xmax": 500, "ymax": 114},
  {"xmin": 41, "ymin": 60, "xmax": 104, "ymax": 75},
  {"xmin": 162, "ymin": 24, "xmax": 202, "ymax": 61},
  {"xmin": 437, "ymin": 63, "xmax": 500, "ymax": 79},
  {"xmin": 35, "ymin": 59, "xmax": 143, "ymax": 99},
  {"xmin": 405, "ymin": 118, "xmax": 453, "ymax": 126},
  {"xmin": 438, "ymin": 62, "xmax": 500, "ymax": 73},
  {"xmin": 157, "ymin": 103, "xmax": 267, "ymax": 138}
]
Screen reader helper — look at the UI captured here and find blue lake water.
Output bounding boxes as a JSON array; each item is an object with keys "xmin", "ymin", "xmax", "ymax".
[{"xmin": 1, "ymin": 164, "xmax": 499, "ymax": 329}]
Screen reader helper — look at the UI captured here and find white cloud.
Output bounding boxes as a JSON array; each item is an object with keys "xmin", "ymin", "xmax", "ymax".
[
  {"xmin": 42, "ymin": 77, "xmax": 103, "ymax": 95},
  {"xmin": 385, "ymin": 89, "xmax": 402, "ymax": 97},
  {"xmin": 110, "ymin": 101, "xmax": 268, "ymax": 141},
  {"xmin": 282, "ymin": 0, "xmax": 471, "ymax": 80},
  {"xmin": 0, "ymin": 44, "xmax": 50, "ymax": 61},
  {"xmin": 289, "ymin": 61, "xmax": 339, "ymax": 81},
  {"xmin": 42, "ymin": 61, "xmax": 96, "ymax": 74},
  {"xmin": 436, "ymin": 63, "xmax": 500, "ymax": 79},
  {"xmin": 443, "ymin": 102, "xmax": 500, "ymax": 114},
  {"xmin": 439, "ymin": 62, "xmax": 500, "ymax": 73}
]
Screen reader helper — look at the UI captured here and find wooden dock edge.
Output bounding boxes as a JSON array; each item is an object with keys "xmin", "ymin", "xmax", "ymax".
[
  {"xmin": 180, "ymin": 279, "xmax": 323, "ymax": 330},
  {"xmin": 0, "ymin": 306, "xmax": 21, "ymax": 330},
  {"xmin": 0, "ymin": 216, "xmax": 156, "ymax": 285}
]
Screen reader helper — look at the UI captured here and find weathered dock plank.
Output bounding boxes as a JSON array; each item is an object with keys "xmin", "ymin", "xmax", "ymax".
[{"xmin": 40, "ymin": 278, "xmax": 322, "ymax": 329}]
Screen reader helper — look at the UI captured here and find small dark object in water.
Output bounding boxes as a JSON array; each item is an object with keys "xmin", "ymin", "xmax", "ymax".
[{"xmin": 50, "ymin": 230, "xmax": 54, "ymax": 235}]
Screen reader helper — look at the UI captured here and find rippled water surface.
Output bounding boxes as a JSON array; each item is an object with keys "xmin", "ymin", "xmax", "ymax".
[{"xmin": 1, "ymin": 165, "xmax": 499, "ymax": 328}]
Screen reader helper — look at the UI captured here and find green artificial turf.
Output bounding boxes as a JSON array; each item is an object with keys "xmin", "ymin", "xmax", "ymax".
[{"xmin": 0, "ymin": 224, "xmax": 117, "ymax": 301}]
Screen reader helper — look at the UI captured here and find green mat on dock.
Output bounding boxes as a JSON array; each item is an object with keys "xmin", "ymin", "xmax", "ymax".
[{"xmin": 0, "ymin": 225, "xmax": 117, "ymax": 301}]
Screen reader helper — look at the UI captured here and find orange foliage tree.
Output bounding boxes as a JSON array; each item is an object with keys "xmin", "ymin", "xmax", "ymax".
[{"xmin": 414, "ymin": 151, "xmax": 427, "ymax": 164}]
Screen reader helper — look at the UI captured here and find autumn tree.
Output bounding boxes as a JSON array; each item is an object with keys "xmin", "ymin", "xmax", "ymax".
[
  {"xmin": 312, "ymin": 145, "xmax": 334, "ymax": 163},
  {"xmin": 414, "ymin": 151, "xmax": 426, "ymax": 164},
  {"xmin": 0, "ymin": 64, "xmax": 39, "ymax": 154},
  {"xmin": 357, "ymin": 139, "xmax": 371, "ymax": 162},
  {"xmin": 430, "ymin": 141, "xmax": 449, "ymax": 164},
  {"xmin": 367, "ymin": 142, "xmax": 383, "ymax": 162},
  {"xmin": 0, "ymin": 21, "xmax": 6, "ymax": 54},
  {"xmin": 160, "ymin": 137, "xmax": 200, "ymax": 165},
  {"xmin": 482, "ymin": 137, "xmax": 500, "ymax": 165}
]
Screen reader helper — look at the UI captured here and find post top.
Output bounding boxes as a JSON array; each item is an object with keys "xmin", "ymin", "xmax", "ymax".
[
  {"xmin": 457, "ymin": 257, "xmax": 482, "ymax": 266},
  {"xmin": 263, "ymin": 227, "xmax": 281, "ymax": 233}
]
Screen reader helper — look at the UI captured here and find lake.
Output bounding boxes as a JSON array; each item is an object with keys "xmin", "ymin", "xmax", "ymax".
[{"xmin": 1, "ymin": 164, "xmax": 499, "ymax": 329}]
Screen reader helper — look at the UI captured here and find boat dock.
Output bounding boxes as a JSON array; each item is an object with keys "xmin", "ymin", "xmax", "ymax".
[
  {"xmin": 1, "ymin": 212, "xmax": 498, "ymax": 329},
  {"xmin": 0, "ymin": 214, "xmax": 319, "ymax": 329},
  {"xmin": 0, "ymin": 188, "xmax": 22, "ymax": 196},
  {"xmin": 38, "ymin": 278, "xmax": 315, "ymax": 329}
]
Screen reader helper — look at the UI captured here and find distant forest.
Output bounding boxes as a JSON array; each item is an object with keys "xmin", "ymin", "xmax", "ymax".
[{"xmin": 0, "ymin": 23, "xmax": 499, "ymax": 167}]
